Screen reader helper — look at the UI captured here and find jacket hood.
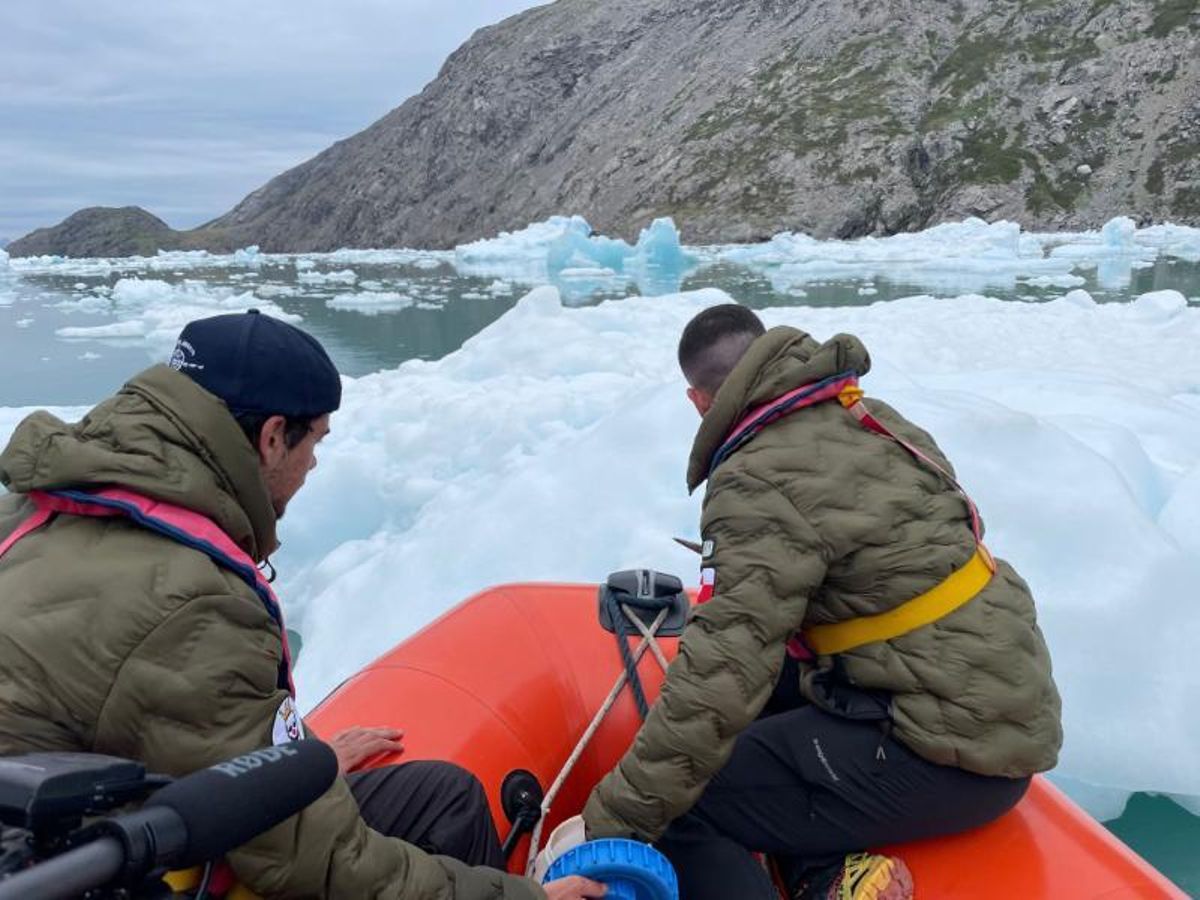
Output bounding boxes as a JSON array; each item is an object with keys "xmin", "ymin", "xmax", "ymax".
[
  {"xmin": 0, "ymin": 364, "xmax": 278, "ymax": 560},
  {"xmin": 687, "ymin": 326, "xmax": 871, "ymax": 492}
]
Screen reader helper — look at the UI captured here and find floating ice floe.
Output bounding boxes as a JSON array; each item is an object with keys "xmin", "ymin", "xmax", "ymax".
[
  {"xmin": 232, "ymin": 245, "xmax": 262, "ymax": 266},
  {"xmin": 455, "ymin": 215, "xmax": 593, "ymax": 281},
  {"xmin": 314, "ymin": 247, "xmax": 451, "ymax": 269},
  {"xmin": 57, "ymin": 320, "xmax": 147, "ymax": 340},
  {"xmin": 326, "ymin": 291, "xmax": 415, "ymax": 314},
  {"xmin": 53, "ymin": 294, "xmax": 111, "ymax": 314},
  {"xmin": 298, "ymin": 268, "xmax": 358, "ymax": 286},
  {"xmin": 1137, "ymin": 224, "xmax": 1200, "ymax": 263},
  {"xmin": 717, "ymin": 218, "xmax": 1075, "ymax": 294},
  {"xmin": 455, "ymin": 215, "xmax": 699, "ymax": 301},
  {"xmin": 254, "ymin": 284, "xmax": 300, "ymax": 299},
  {"xmin": 1024, "ymin": 273, "xmax": 1088, "ymax": 289},
  {"xmin": 52, "ymin": 278, "xmax": 297, "ymax": 355},
  {"xmin": 719, "ymin": 216, "xmax": 1200, "ymax": 295},
  {"xmin": 7, "ymin": 247, "xmax": 276, "ymax": 278}
]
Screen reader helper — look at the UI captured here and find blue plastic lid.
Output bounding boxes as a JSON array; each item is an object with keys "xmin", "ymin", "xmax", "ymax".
[{"xmin": 544, "ymin": 838, "xmax": 678, "ymax": 900}]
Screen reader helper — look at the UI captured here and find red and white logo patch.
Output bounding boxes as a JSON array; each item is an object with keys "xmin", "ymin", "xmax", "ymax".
[
  {"xmin": 271, "ymin": 696, "xmax": 305, "ymax": 746},
  {"xmin": 697, "ymin": 566, "xmax": 716, "ymax": 604}
]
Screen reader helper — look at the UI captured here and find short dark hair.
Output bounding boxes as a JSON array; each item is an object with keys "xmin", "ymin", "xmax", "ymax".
[
  {"xmin": 234, "ymin": 411, "xmax": 318, "ymax": 452},
  {"xmin": 678, "ymin": 304, "xmax": 766, "ymax": 394}
]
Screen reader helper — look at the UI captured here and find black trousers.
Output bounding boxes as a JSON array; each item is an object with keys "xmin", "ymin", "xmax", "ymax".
[
  {"xmin": 655, "ymin": 706, "xmax": 1031, "ymax": 900},
  {"xmin": 347, "ymin": 761, "xmax": 504, "ymax": 869}
]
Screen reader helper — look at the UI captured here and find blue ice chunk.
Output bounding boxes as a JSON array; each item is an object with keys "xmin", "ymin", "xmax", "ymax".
[
  {"xmin": 455, "ymin": 215, "xmax": 697, "ymax": 301},
  {"xmin": 233, "ymin": 245, "xmax": 262, "ymax": 266},
  {"xmin": 1100, "ymin": 217, "xmax": 1137, "ymax": 253},
  {"xmin": 627, "ymin": 218, "xmax": 699, "ymax": 296},
  {"xmin": 546, "ymin": 228, "xmax": 631, "ymax": 276}
]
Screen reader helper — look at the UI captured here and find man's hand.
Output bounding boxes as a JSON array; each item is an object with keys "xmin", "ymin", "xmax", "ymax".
[
  {"xmin": 543, "ymin": 876, "xmax": 606, "ymax": 899},
  {"xmin": 328, "ymin": 726, "xmax": 405, "ymax": 774}
]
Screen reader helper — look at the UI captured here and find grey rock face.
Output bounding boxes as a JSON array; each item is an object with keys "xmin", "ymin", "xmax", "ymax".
[{"xmin": 12, "ymin": 0, "xmax": 1200, "ymax": 255}]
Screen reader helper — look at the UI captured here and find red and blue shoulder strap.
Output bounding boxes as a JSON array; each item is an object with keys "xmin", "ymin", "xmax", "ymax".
[{"xmin": 0, "ymin": 487, "xmax": 295, "ymax": 696}]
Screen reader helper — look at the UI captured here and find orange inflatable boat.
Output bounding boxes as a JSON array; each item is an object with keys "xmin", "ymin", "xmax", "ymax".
[{"xmin": 308, "ymin": 581, "xmax": 1186, "ymax": 899}]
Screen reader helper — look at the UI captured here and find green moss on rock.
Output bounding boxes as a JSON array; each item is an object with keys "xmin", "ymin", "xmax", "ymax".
[
  {"xmin": 1172, "ymin": 186, "xmax": 1200, "ymax": 214},
  {"xmin": 1148, "ymin": 0, "xmax": 1199, "ymax": 37},
  {"xmin": 1146, "ymin": 159, "xmax": 1166, "ymax": 194}
]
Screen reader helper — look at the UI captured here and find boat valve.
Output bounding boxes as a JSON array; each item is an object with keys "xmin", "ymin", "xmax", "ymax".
[{"xmin": 499, "ymin": 769, "xmax": 544, "ymax": 862}]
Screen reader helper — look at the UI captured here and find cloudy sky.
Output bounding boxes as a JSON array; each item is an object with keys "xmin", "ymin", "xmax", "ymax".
[{"xmin": 0, "ymin": 0, "xmax": 548, "ymax": 243}]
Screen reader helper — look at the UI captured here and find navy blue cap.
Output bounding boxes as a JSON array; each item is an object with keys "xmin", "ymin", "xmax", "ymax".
[{"xmin": 168, "ymin": 310, "xmax": 341, "ymax": 418}]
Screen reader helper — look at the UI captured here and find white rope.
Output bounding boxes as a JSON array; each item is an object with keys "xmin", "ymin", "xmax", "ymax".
[
  {"xmin": 619, "ymin": 603, "xmax": 671, "ymax": 673},
  {"xmin": 524, "ymin": 606, "xmax": 671, "ymax": 877}
]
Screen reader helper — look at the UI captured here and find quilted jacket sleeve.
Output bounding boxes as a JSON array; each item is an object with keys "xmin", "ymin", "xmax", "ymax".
[
  {"xmin": 95, "ymin": 591, "xmax": 544, "ymax": 900},
  {"xmin": 583, "ymin": 467, "xmax": 830, "ymax": 841}
]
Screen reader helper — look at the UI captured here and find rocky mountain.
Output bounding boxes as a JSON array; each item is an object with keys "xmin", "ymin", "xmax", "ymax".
[
  {"xmin": 11, "ymin": 0, "xmax": 1200, "ymax": 256},
  {"xmin": 8, "ymin": 207, "xmax": 238, "ymax": 258}
]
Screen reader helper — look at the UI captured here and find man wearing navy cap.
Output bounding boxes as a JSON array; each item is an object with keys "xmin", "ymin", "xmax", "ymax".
[
  {"xmin": 0, "ymin": 312, "xmax": 598, "ymax": 899},
  {"xmin": 167, "ymin": 309, "xmax": 343, "ymax": 521}
]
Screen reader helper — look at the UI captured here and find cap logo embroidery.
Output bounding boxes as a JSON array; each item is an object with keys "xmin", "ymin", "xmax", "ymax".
[{"xmin": 169, "ymin": 338, "xmax": 205, "ymax": 372}]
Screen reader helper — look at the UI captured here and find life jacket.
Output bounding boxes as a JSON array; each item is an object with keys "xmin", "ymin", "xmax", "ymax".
[
  {"xmin": 699, "ymin": 371, "xmax": 996, "ymax": 660},
  {"xmin": 0, "ymin": 487, "xmax": 294, "ymax": 695},
  {"xmin": 0, "ymin": 488, "xmax": 291, "ymax": 897}
]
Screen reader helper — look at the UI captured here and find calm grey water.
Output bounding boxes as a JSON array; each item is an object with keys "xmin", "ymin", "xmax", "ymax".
[
  {"xmin": 3, "ymin": 253, "xmax": 1198, "ymax": 407},
  {"xmin": 2, "ymin": 253, "xmax": 1198, "ymax": 893}
]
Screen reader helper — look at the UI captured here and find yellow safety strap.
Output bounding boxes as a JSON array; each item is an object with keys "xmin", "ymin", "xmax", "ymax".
[
  {"xmin": 163, "ymin": 869, "xmax": 203, "ymax": 891},
  {"xmin": 803, "ymin": 546, "xmax": 995, "ymax": 656},
  {"xmin": 163, "ymin": 868, "xmax": 261, "ymax": 899}
]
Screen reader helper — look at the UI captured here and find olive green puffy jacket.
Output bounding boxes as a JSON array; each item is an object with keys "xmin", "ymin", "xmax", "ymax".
[
  {"xmin": 0, "ymin": 365, "xmax": 542, "ymax": 900},
  {"xmin": 585, "ymin": 327, "xmax": 1062, "ymax": 841}
]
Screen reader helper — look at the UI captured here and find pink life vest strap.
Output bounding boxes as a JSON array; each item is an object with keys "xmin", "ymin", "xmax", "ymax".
[
  {"xmin": 706, "ymin": 372, "xmax": 861, "ymax": 479},
  {"xmin": 0, "ymin": 488, "xmax": 295, "ymax": 696},
  {"xmin": 0, "ymin": 504, "xmax": 55, "ymax": 559},
  {"xmin": 703, "ymin": 374, "xmax": 993, "ymax": 661}
]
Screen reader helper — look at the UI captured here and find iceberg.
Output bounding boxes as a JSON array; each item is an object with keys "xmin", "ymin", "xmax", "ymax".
[
  {"xmin": 455, "ymin": 215, "xmax": 698, "ymax": 302},
  {"xmin": 1047, "ymin": 216, "xmax": 1163, "ymax": 290},
  {"xmin": 624, "ymin": 218, "xmax": 700, "ymax": 296},
  {"xmin": 1101, "ymin": 216, "xmax": 1138, "ymax": 253}
]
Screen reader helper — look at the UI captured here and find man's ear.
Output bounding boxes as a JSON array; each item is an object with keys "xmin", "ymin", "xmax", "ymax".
[
  {"xmin": 257, "ymin": 415, "xmax": 289, "ymax": 467},
  {"xmin": 686, "ymin": 386, "xmax": 713, "ymax": 416}
]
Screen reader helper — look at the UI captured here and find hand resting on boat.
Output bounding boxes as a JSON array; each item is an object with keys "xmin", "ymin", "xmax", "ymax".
[{"xmin": 327, "ymin": 726, "xmax": 406, "ymax": 774}]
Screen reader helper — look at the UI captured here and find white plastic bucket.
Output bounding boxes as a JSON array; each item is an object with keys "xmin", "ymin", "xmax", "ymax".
[{"xmin": 532, "ymin": 814, "xmax": 588, "ymax": 882}]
